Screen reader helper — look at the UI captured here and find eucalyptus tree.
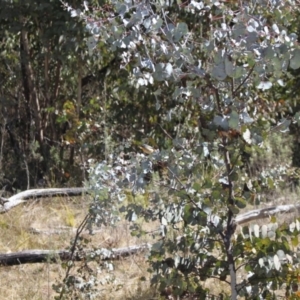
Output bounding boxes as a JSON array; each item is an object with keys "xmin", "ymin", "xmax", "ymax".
[{"xmin": 62, "ymin": 0, "xmax": 300, "ymax": 299}]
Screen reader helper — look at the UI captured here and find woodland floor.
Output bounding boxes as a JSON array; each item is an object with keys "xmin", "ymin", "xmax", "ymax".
[
  {"xmin": 0, "ymin": 186, "xmax": 298, "ymax": 299},
  {"xmin": 0, "ymin": 194, "xmax": 156, "ymax": 300}
]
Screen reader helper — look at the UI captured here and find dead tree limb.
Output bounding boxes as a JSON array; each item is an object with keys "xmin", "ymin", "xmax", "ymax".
[
  {"xmin": 0, "ymin": 187, "xmax": 88, "ymax": 213},
  {"xmin": 236, "ymin": 204, "xmax": 300, "ymax": 225},
  {"xmin": 1, "ymin": 187, "xmax": 299, "ymax": 226},
  {"xmin": 0, "ymin": 244, "xmax": 151, "ymax": 266}
]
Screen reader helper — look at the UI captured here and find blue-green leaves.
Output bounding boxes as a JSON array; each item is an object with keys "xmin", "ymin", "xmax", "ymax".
[
  {"xmin": 290, "ymin": 49, "xmax": 300, "ymax": 69},
  {"xmin": 66, "ymin": 0, "xmax": 300, "ymax": 298},
  {"xmin": 173, "ymin": 22, "xmax": 189, "ymax": 42}
]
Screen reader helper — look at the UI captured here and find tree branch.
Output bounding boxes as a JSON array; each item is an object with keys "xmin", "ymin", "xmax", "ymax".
[
  {"xmin": 0, "ymin": 244, "xmax": 151, "ymax": 266},
  {"xmin": 0, "ymin": 188, "xmax": 88, "ymax": 213}
]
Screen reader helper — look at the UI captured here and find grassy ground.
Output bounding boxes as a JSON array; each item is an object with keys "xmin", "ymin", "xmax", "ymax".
[
  {"xmin": 0, "ymin": 195, "xmax": 157, "ymax": 300},
  {"xmin": 1, "ymin": 189, "xmax": 299, "ymax": 299},
  {"xmin": 0, "ymin": 134, "xmax": 298, "ymax": 299}
]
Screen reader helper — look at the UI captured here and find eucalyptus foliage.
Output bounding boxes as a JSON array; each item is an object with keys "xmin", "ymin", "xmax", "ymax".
[{"xmin": 62, "ymin": 0, "xmax": 300, "ymax": 299}]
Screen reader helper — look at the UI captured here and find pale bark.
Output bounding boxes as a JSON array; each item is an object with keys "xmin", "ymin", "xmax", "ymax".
[
  {"xmin": 0, "ymin": 187, "xmax": 88, "ymax": 213},
  {"xmin": 1, "ymin": 187, "xmax": 299, "ymax": 226},
  {"xmin": 236, "ymin": 204, "xmax": 300, "ymax": 225}
]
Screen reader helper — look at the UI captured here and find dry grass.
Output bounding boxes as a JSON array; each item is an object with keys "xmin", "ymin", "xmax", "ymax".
[
  {"xmin": 0, "ymin": 195, "xmax": 157, "ymax": 300},
  {"xmin": 0, "ymin": 189, "xmax": 299, "ymax": 300}
]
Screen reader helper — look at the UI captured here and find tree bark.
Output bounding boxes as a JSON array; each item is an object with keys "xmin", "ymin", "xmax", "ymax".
[{"xmin": 20, "ymin": 17, "xmax": 43, "ymax": 145}]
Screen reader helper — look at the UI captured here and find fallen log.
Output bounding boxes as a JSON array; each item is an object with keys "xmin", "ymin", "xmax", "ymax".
[
  {"xmin": 0, "ymin": 243, "xmax": 151, "ymax": 266},
  {"xmin": 1, "ymin": 202, "xmax": 299, "ymax": 266},
  {"xmin": 0, "ymin": 187, "xmax": 88, "ymax": 213},
  {"xmin": 236, "ymin": 204, "xmax": 300, "ymax": 225},
  {"xmin": 1, "ymin": 187, "xmax": 299, "ymax": 228}
]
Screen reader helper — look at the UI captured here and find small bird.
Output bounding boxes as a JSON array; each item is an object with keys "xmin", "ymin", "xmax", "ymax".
[{"xmin": 139, "ymin": 144, "xmax": 156, "ymax": 154}]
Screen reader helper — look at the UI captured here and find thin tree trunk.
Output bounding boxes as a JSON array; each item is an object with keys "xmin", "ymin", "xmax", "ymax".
[{"xmin": 20, "ymin": 19, "xmax": 43, "ymax": 145}]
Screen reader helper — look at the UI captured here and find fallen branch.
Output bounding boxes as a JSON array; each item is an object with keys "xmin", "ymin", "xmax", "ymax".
[
  {"xmin": 2, "ymin": 187, "xmax": 298, "ymax": 227},
  {"xmin": 1, "ymin": 203, "xmax": 300, "ymax": 266},
  {"xmin": 236, "ymin": 204, "xmax": 300, "ymax": 225},
  {"xmin": 0, "ymin": 243, "xmax": 151, "ymax": 266},
  {"xmin": 0, "ymin": 188, "xmax": 88, "ymax": 213}
]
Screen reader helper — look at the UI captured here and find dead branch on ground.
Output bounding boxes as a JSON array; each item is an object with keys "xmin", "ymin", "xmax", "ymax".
[
  {"xmin": 0, "ymin": 187, "xmax": 88, "ymax": 213},
  {"xmin": 236, "ymin": 204, "xmax": 300, "ymax": 225},
  {"xmin": 0, "ymin": 243, "xmax": 150, "ymax": 266}
]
